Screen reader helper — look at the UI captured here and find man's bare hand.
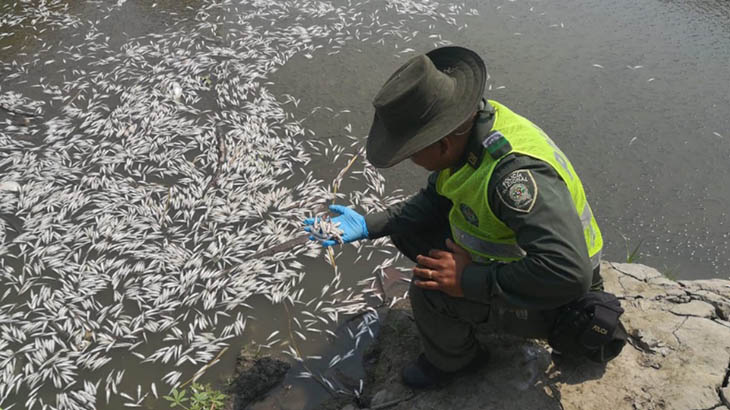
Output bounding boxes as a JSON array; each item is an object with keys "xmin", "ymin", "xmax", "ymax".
[{"xmin": 412, "ymin": 238, "xmax": 472, "ymax": 297}]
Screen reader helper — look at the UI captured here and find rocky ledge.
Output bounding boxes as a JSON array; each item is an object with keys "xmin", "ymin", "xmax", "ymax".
[{"xmin": 326, "ymin": 261, "xmax": 730, "ymax": 410}]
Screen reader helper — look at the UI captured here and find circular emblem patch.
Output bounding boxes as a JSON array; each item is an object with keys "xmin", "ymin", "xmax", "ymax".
[
  {"xmin": 509, "ymin": 183, "xmax": 532, "ymax": 206},
  {"xmin": 459, "ymin": 203, "xmax": 479, "ymax": 227}
]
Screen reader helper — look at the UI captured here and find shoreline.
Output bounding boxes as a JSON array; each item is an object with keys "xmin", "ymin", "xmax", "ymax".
[{"xmin": 231, "ymin": 261, "xmax": 730, "ymax": 410}]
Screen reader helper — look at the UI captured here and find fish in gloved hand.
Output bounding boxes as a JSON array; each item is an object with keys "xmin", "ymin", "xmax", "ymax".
[{"xmin": 303, "ymin": 204, "xmax": 368, "ymax": 247}]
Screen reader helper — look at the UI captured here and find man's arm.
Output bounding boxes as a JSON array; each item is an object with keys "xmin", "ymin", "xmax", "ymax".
[
  {"xmin": 460, "ymin": 155, "xmax": 593, "ymax": 310},
  {"xmin": 365, "ymin": 171, "xmax": 452, "ymax": 239}
]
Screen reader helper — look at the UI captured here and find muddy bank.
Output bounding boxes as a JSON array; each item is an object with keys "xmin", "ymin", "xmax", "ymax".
[
  {"xmin": 324, "ymin": 261, "xmax": 730, "ymax": 410},
  {"xmin": 231, "ymin": 261, "xmax": 730, "ymax": 409}
]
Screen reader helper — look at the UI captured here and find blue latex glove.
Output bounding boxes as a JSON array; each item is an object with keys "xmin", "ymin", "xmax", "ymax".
[{"xmin": 303, "ymin": 204, "xmax": 369, "ymax": 247}]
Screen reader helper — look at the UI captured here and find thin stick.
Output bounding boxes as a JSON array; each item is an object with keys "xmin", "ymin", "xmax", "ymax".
[
  {"xmin": 327, "ymin": 247, "xmax": 337, "ymax": 268},
  {"xmin": 65, "ymin": 88, "xmax": 83, "ymax": 107},
  {"xmin": 283, "ymin": 300, "xmax": 338, "ymax": 398},
  {"xmin": 0, "ymin": 103, "xmax": 39, "ymax": 117},
  {"xmin": 179, "ymin": 346, "xmax": 230, "ymax": 390},
  {"xmin": 327, "ymin": 149, "xmax": 361, "ymax": 270},
  {"xmin": 371, "ymin": 393, "xmax": 417, "ymax": 409},
  {"xmin": 331, "ymin": 150, "xmax": 361, "ymax": 202}
]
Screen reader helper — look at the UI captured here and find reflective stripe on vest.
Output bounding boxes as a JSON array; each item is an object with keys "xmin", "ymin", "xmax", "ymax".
[
  {"xmin": 453, "ymin": 225, "xmax": 526, "ymax": 259},
  {"xmin": 455, "ymin": 221, "xmax": 602, "ymax": 269},
  {"xmin": 590, "ymin": 249, "xmax": 602, "ymax": 270},
  {"xmin": 579, "ymin": 203, "xmax": 602, "ymax": 269}
]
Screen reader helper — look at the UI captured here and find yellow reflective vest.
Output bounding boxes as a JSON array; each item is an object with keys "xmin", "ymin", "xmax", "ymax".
[{"xmin": 436, "ymin": 100, "xmax": 603, "ymax": 268}]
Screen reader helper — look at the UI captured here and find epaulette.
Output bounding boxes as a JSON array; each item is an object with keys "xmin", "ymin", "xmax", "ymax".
[
  {"xmin": 466, "ymin": 100, "xmax": 504, "ymax": 169},
  {"xmin": 481, "ymin": 129, "xmax": 513, "ymax": 160}
]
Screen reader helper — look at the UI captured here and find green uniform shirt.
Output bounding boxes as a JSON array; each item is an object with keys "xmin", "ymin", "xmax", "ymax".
[{"xmin": 365, "ymin": 144, "xmax": 596, "ymax": 312}]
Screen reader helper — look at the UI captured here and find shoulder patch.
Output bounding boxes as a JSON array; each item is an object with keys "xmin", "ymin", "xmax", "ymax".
[
  {"xmin": 481, "ymin": 131, "xmax": 512, "ymax": 159},
  {"xmin": 496, "ymin": 170, "xmax": 538, "ymax": 213}
]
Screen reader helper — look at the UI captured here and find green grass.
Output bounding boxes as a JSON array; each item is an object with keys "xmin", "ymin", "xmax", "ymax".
[
  {"xmin": 659, "ymin": 264, "xmax": 680, "ymax": 281},
  {"xmin": 163, "ymin": 383, "xmax": 227, "ymax": 410},
  {"xmin": 618, "ymin": 232, "xmax": 644, "ymax": 263}
]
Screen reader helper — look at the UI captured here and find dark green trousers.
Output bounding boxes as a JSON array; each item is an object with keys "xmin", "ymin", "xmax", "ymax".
[
  {"xmin": 390, "ymin": 228, "xmax": 603, "ymax": 372},
  {"xmin": 391, "ymin": 228, "xmax": 489, "ymax": 372}
]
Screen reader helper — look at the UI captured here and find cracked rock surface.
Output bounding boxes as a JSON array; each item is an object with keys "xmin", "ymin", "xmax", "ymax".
[{"xmin": 340, "ymin": 262, "xmax": 730, "ymax": 410}]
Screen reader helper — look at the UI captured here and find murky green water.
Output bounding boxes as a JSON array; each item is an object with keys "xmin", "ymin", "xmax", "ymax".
[{"xmin": 1, "ymin": 0, "xmax": 728, "ymax": 409}]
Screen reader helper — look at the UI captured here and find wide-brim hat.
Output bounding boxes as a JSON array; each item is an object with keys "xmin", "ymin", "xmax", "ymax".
[{"xmin": 366, "ymin": 46, "xmax": 486, "ymax": 168}]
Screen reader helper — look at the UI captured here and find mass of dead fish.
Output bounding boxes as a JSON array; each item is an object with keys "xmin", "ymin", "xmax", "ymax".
[{"xmin": 0, "ymin": 0, "xmax": 478, "ymax": 408}]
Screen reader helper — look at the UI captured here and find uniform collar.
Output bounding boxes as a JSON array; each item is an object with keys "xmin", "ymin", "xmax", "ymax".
[{"xmin": 452, "ymin": 98, "xmax": 495, "ymax": 172}]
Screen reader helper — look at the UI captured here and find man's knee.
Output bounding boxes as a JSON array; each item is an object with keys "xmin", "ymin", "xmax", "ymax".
[
  {"xmin": 408, "ymin": 280, "xmax": 429, "ymax": 311},
  {"xmin": 408, "ymin": 281, "xmax": 445, "ymax": 317}
]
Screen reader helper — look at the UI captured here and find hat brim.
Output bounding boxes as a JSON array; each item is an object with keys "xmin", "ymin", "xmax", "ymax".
[{"xmin": 366, "ymin": 46, "xmax": 487, "ymax": 168}]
